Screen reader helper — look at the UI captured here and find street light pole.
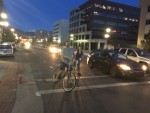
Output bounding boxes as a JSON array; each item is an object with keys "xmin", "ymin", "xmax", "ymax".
[
  {"xmin": 0, "ymin": 12, "xmax": 9, "ymax": 43},
  {"xmin": 104, "ymin": 28, "xmax": 111, "ymax": 49},
  {"xmin": 70, "ymin": 34, "xmax": 74, "ymax": 47}
]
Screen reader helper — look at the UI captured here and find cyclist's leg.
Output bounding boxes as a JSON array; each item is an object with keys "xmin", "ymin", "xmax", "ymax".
[
  {"xmin": 77, "ymin": 60, "xmax": 81, "ymax": 76},
  {"xmin": 57, "ymin": 62, "xmax": 66, "ymax": 78}
]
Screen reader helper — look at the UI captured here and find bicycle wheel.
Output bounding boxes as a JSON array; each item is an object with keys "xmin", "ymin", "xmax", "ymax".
[
  {"xmin": 52, "ymin": 67, "xmax": 60, "ymax": 82},
  {"xmin": 63, "ymin": 73, "xmax": 76, "ymax": 92}
]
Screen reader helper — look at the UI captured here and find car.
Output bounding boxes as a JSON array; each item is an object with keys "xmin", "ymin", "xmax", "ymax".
[
  {"xmin": 0, "ymin": 43, "xmax": 14, "ymax": 56},
  {"xmin": 87, "ymin": 50, "xmax": 145, "ymax": 78},
  {"xmin": 117, "ymin": 48, "xmax": 150, "ymax": 72},
  {"xmin": 49, "ymin": 45, "xmax": 61, "ymax": 54}
]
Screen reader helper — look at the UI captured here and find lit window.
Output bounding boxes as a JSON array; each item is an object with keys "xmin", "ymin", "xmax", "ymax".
[
  {"xmin": 124, "ymin": 17, "xmax": 128, "ymax": 20},
  {"xmin": 107, "ymin": 6, "xmax": 111, "ymax": 10},
  {"xmin": 119, "ymin": 8, "xmax": 123, "ymax": 12},
  {"xmin": 94, "ymin": 11, "xmax": 99, "ymax": 15},
  {"xmin": 103, "ymin": 5, "xmax": 106, "ymax": 9}
]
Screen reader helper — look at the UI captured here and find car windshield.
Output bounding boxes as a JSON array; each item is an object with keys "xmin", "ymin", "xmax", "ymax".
[
  {"xmin": 0, "ymin": 45, "xmax": 12, "ymax": 49},
  {"xmin": 109, "ymin": 52, "xmax": 128, "ymax": 60},
  {"xmin": 136, "ymin": 50, "xmax": 150, "ymax": 57}
]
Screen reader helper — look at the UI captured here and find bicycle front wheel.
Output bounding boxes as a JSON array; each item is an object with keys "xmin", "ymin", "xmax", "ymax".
[{"xmin": 63, "ymin": 73, "xmax": 76, "ymax": 92}]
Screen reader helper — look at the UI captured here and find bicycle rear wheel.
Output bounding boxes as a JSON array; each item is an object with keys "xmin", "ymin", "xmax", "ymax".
[{"xmin": 63, "ymin": 73, "xmax": 76, "ymax": 92}]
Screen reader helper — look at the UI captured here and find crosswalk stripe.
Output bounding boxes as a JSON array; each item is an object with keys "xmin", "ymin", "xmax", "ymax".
[
  {"xmin": 35, "ymin": 81, "xmax": 150, "ymax": 96},
  {"xmin": 34, "ymin": 75, "xmax": 109, "ymax": 82}
]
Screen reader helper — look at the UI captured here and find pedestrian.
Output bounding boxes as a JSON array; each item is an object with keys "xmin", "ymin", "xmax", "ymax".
[{"xmin": 75, "ymin": 46, "xmax": 84, "ymax": 76}]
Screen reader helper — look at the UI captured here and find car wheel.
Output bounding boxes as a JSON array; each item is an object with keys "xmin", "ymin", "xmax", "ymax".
[
  {"xmin": 109, "ymin": 67, "xmax": 117, "ymax": 77},
  {"xmin": 88, "ymin": 61, "xmax": 93, "ymax": 69}
]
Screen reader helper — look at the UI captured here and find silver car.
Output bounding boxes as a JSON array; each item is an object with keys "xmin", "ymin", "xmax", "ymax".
[
  {"xmin": 118, "ymin": 48, "xmax": 150, "ymax": 72},
  {"xmin": 0, "ymin": 44, "xmax": 14, "ymax": 56}
]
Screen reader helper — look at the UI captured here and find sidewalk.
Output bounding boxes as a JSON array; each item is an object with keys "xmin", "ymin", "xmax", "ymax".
[
  {"xmin": 0, "ymin": 60, "xmax": 43, "ymax": 113},
  {"xmin": 0, "ymin": 61, "xmax": 20, "ymax": 113}
]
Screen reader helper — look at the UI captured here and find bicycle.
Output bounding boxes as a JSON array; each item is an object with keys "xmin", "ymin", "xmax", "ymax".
[{"xmin": 51, "ymin": 60, "xmax": 76, "ymax": 92}]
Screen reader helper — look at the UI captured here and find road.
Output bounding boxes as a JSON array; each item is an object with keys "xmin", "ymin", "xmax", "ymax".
[{"xmin": 3, "ymin": 45, "xmax": 150, "ymax": 113}]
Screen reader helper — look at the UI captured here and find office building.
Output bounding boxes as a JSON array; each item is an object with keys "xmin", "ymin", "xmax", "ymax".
[
  {"xmin": 69, "ymin": 0, "xmax": 140, "ymax": 51},
  {"xmin": 52, "ymin": 19, "xmax": 69, "ymax": 45},
  {"xmin": 137, "ymin": 0, "xmax": 150, "ymax": 48}
]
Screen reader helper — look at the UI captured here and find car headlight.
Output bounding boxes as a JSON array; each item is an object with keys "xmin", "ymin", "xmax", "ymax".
[
  {"xmin": 142, "ymin": 65, "xmax": 147, "ymax": 71},
  {"xmin": 49, "ymin": 47, "xmax": 58, "ymax": 53},
  {"xmin": 118, "ymin": 64, "xmax": 131, "ymax": 70}
]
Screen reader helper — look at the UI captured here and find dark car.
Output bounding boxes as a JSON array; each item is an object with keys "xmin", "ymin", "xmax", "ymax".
[{"xmin": 87, "ymin": 50, "xmax": 145, "ymax": 78}]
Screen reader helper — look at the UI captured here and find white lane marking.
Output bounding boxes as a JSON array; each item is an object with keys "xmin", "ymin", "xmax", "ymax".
[
  {"xmin": 35, "ymin": 81, "xmax": 150, "ymax": 96},
  {"xmin": 34, "ymin": 75, "xmax": 108, "ymax": 82},
  {"xmin": 49, "ymin": 66, "xmax": 54, "ymax": 69}
]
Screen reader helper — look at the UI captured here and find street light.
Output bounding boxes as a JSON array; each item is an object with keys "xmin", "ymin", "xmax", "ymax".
[
  {"xmin": 105, "ymin": 28, "xmax": 111, "ymax": 33},
  {"xmin": 1, "ymin": 12, "xmax": 8, "ymax": 19},
  {"xmin": 70, "ymin": 34, "xmax": 74, "ymax": 40},
  {"xmin": 70, "ymin": 34, "xmax": 74, "ymax": 47},
  {"xmin": 10, "ymin": 28, "xmax": 15, "ymax": 32},
  {"xmin": 104, "ymin": 34, "xmax": 110, "ymax": 39},
  {"xmin": 0, "ymin": 21, "xmax": 9, "ymax": 27},
  {"xmin": 104, "ymin": 28, "xmax": 112, "ymax": 49}
]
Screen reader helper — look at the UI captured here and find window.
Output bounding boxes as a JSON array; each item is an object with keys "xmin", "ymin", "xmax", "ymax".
[
  {"xmin": 86, "ymin": 35, "xmax": 89, "ymax": 39},
  {"xmin": 93, "ymin": 51, "xmax": 99, "ymax": 57},
  {"xmin": 127, "ymin": 49, "xmax": 137, "ymax": 57},
  {"xmin": 146, "ymin": 20, "xmax": 150, "ymax": 25},
  {"xmin": 82, "ymin": 35, "xmax": 84, "ymax": 39},
  {"xmin": 120, "ymin": 49, "xmax": 127, "ymax": 54},
  {"xmin": 106, "ymin": 21, "xmax": 117, "ymax": 26},
  {"xmin": 148, "ymin": 6, "xmax": 150, "ymax": 12},
  {"xmin": 93, "ymin": 20, "xmax": 105, "ymax": 24}
]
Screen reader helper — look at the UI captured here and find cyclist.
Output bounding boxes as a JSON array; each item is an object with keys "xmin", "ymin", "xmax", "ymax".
[
  {"xmin": 53, "ymin": 41, "xmax": 75, "ymax": 82},
  {"xmin": 75, "ymin": 46, "xmax": 84, "ymax": 76}
]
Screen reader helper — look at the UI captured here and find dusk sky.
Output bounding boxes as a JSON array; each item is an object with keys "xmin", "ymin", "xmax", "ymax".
[{"xmin": 4, "ymin": 0, "xmax": 139, "ymax": 32}]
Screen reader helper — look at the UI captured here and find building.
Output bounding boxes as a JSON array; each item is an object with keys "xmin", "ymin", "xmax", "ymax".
[
  {"xmin": 69, "ymin": 0, "xmax": 140, "ymax": 51},
  {"xmin": 0, "ymin": 0, "xmax": 3, "ymax": 11},
  {"xmin": 137, "ymin": 0, "xmax": 150, "ymax": 48},
  {"xmin": 52, "ymin": 19, "xmax": 69, "ymax": 45}
]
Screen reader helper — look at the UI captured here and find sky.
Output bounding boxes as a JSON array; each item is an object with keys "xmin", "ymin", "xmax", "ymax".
[{"xmin": 4, "ymin": 0, "xmax": 139, "ymax": 32}]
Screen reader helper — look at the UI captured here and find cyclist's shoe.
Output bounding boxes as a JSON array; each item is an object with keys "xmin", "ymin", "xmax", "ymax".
[
  {"xmin": 77, "ymin": 72, "xmax": 81, "ymax": 76},
  {"xmin": 53, "ymin": 74, "xmax": 58, "ymax": 82},
  {"xmin": 53, "ymin": 74, "xmax": 62, "ymax": 83}
]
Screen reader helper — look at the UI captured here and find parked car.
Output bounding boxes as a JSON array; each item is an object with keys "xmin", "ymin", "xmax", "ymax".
[
  {"xmin": 0, "ymin": 43, "xmax": 14, "ymax": 56},
  {"xmin": 116, "ymin": 48, "xmax": 150, "ymax": 72},
  {"xmin": 87, "ymin": 50, "xmax": 145, "ymax": 78}
]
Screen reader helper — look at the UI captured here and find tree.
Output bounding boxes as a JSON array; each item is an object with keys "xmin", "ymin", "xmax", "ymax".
[
  {"xmin": 2, "ymin": 28, "xmax": 15, "ymax": 42},
  {"xmin": 141, "ymin": 31, "xmax": 150, "ymax": 51}
]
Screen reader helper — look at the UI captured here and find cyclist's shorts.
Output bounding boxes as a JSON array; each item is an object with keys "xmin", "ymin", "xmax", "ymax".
[{"xmin": 60, "ymin": 62, "xmax": 68, "ymax": 70}]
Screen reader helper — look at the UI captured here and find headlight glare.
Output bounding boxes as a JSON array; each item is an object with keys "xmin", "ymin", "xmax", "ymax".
[
  {"xmin": 118, "ymin": 64, "xmax": 131, "ymax": 70},
  {"xmin": 142, "ymin": 65, "xmax": 147, "ymax": 71}
]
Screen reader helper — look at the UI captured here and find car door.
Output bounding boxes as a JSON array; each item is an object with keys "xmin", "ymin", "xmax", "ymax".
[
  {"xmin": 126, "ymin": 49, "xmax": 139, "ymax": 62},
  {"xmin": 90, "ymin": 51, "xmax": 100, "ymax": 67},
  {"xmin": 99, "ymin": 51, "xmax": 109, "ymax": 69}
]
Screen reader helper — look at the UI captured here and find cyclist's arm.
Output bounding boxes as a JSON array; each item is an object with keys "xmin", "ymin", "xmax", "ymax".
[{"xmin": 61, "ymin": 54, "xmax": 71, "ymax": 61}]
